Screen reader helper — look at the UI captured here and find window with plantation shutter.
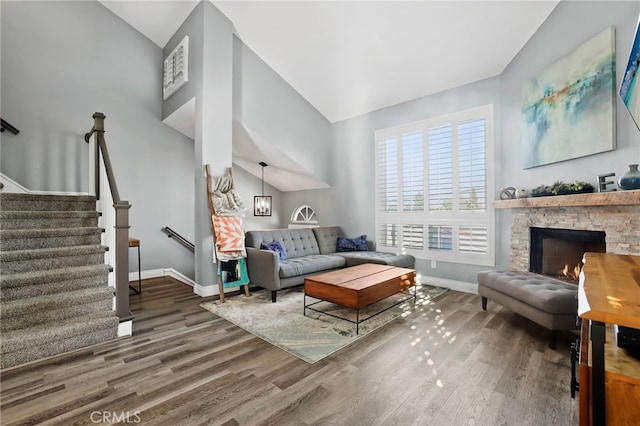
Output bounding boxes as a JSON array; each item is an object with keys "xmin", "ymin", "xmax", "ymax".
[{"xmin": 374, "ymin": 105, "xmax": 494, "ymax": 266}]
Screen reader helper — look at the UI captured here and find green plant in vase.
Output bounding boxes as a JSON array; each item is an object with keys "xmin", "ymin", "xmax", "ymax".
[
  {"xmin": 531, "ymin": 184, "xmax": 553, "ymax": 197},
  {"xmin": 569, "ymin": 181, "xmax": 594, "ymax": 194},
  {"xmin": 551, "ymin": 181, "xmax": 570, "ymax": 195}
]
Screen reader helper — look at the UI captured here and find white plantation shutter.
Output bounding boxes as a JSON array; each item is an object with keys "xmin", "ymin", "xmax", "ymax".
[
  {"xmin": 378, "ymin": 223, "xmax": 398, "ymax": 248},
  {"xmin": 402, "ymin": 224, "xmax": 424, "ymax": 249},
  {"xmin": 402, "ymin": 132, "xmax": 424, "ymax": 212},
  {"xmin": 458, "ymin": 119, "xmax": 486, "ymax": 211},
  {"xmin": 428, "ymin": 225, "xmax": 452, "ymax": 251},
  {"xmin": 428, "ymin": 126, "xmax": 453, "ymax": 211},
  {"xmin": 374, "ymin": 105, "xmax": 494, "ymax": 266},
  {"xmin": 377, "ymin": 137, "xmax": 398, "ymax": 212},
  {"xmin": 459, "ymin": 226, "xmax": 488, "ymax": 253}
]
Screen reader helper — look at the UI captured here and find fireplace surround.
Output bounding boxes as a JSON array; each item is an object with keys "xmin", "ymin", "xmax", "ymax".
[
  {"xmin": 494, "ymin": 190, "xmax": 640, "ymax": 271},
  {"xmin": 529, "ymin": 227, "xmax": 606, "ymax": 283}
]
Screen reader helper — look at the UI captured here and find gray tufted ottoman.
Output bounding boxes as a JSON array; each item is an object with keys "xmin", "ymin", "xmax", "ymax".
[{"xmin": 477, "ymin": 270, "xmax": 578, "ymax": 349}]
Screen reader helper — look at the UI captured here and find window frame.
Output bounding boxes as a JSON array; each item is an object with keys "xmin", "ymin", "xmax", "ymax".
[{"xmin": 374, "ymin": 104, "xmax": 495, "ymax": 266}]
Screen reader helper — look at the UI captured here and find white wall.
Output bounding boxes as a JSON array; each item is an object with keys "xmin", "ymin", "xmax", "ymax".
[
  {"xmin": 284, "ymin": 77, "xmax": 502, "ymax": 285},
  {"xmin": 284, "ymin": 0, "xmax": 640, "ymax": 285},
  {"xmin": 5, "ymin": 1, "xmax": 639, "ymax": 288},
  {"xmin": 1, "ymin": 1, "xmax": 196, "ymax": 278},
  {"xmin": 498, "ymin": 0, "xmax": 640, "ymax": 270}
]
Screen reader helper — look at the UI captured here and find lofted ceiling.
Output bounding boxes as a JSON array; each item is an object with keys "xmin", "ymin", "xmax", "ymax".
[{"xmin": 99, "ymin": 0, "xmax": 559, "ymax": 190}]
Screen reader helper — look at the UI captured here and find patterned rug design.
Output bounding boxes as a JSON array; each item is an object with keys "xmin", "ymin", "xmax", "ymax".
[{"xmin": 201, "ymin": 285, "xmax": 448, "ymax": 364}]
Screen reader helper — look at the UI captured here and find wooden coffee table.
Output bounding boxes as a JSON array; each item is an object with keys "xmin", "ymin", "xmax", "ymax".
[{"xmin": 304, "ymin": 263, "xmax": 417, "ymax": 334}]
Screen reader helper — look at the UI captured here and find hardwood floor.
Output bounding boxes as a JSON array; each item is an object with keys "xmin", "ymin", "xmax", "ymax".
[{"xmin": 0, "ymin": 277, "xmax": 579, "ymax": 425}]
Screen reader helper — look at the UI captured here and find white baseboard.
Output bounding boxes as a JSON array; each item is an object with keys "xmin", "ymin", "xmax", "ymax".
[
  {"xmin": 129, "ymin": 268, "xmax": 231, "ymax": 298},
  {"xmin": 0, "ymin": 174, "xmax": 29, "ymax": 193},
  {"xmin": 118, "ymin": 320, "xmax": 132, "ymax": 337},
  {"xmin": 129, "ymin": 268, "xmax": 197, "ymax": 287},
  {"xmin": 129, "ymin": 268, "xmax": 477, "ymax": 297},
  {"xmin": 420, "ymin": 275, "xmax": 478, "ymax": 294}
]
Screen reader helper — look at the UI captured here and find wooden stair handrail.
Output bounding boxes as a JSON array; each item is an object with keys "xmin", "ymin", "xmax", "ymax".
[
  {"xmin": 1, "ymin": 118, "xmax": 19, "ymax": 135},
  {"xmin": 85, "ymin": 112, "xmax": 132, "ymax": 322},
  {"xmin": 162, "ymin": 226, "xmax": 195, "ymax": 252}
]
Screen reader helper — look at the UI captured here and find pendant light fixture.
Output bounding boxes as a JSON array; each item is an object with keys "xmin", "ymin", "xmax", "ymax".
[{"xmin": 254, "ymin": 161, "xmax": 272, "ymax": 216}]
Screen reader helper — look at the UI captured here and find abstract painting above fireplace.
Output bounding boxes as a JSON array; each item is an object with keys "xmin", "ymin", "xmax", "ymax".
[{"xmin": 521, "ymin": 27, "xmax": 616, "ymax": 168}]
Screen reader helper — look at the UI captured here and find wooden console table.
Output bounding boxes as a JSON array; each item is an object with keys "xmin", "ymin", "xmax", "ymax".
[{"xmin": 578, "ymin": 253, "xmax": 640, "ymax": 425}]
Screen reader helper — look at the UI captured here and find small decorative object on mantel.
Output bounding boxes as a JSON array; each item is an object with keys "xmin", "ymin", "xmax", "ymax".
[
  {"xmin": 618, "ymin": 164, "xmax": 640, "ymax": 190},
  {"xmin": 597, "ymin": 172, "xmax": 617, "ymax": 192},
  {"xmin": 516, "ymin": 188, "xmax": 530, "ymax": 198},
  {"xmin": 531, "ymin": 180, "xmax": 595, "ymax": 197},
  {"xmin": 499, "ymin": 187, "xmax": 516, "ymax": 200}
]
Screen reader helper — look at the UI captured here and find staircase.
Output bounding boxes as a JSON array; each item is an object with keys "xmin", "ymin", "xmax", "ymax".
[{"xmin": 0, "ymin": 192, "xmax": 120, "ymax": 369}]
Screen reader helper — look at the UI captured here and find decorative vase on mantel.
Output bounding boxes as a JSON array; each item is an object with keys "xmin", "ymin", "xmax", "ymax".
[{"xmin": 618, "ymin": 164, "xmax": 640, "ymax": 190}]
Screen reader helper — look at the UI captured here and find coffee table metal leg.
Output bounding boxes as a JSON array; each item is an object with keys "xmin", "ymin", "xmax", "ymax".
[
  {"xmin": 303, "ymin": 293, "xmax": 306, "ymax": 316},
  {"xmin": 304, "ymin": 286, "xmax": 416, "ymax": 335}
]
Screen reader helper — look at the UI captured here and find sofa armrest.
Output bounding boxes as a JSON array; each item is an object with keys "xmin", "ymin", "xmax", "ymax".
[{"xmin": 246, "ymin": 247, "xmax": 281, "ymax": 291}]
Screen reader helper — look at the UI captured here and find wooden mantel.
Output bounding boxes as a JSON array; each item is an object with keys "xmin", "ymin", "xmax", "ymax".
[{"xmin": 493, "ymin": 189, "xmax": 640, "ymax": 209}]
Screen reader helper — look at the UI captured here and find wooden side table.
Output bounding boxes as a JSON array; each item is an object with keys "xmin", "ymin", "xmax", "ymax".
[
  {"xmin": 129, "ymin": 238, "xmax": 141, "ymax": 294},
  {"xmin": 578, "ymin": 253, "xmax": 640, "ymax": 425}
]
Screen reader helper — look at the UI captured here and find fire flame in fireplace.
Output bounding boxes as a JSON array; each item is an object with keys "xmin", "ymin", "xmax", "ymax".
[{"xmin": 560, "ymin": 263, "xmax": 583, "ymax": 283}]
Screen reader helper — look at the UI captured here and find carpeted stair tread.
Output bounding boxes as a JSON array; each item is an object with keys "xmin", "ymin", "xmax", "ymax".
[
  {"xmin": 1, "ymin": 312, "xmax": 120, "ymax": 368},
  {"xmin": 0, "ymin": 192, "xmax": 119, "ymax": 368},
  {"xmin": 1, "ymin": 326, "xmax": 118, "ymax": 369},
  {"xmin": 1, "ymin": 227, "xmax": 102, "ymax": 239},
  {"xmin": 0, "ymin": 193, "xmax": 96, "ymax": 211},
  {"xmin": 1, "ymin": 286, "xmax": 114, "ymax": 318},
  {"xmin": 1, "ymin": 311, "xmax": 119, "ymax": 351},
  {"xmin": 1, "ymin": 287, "xmax": 114, "ymax": 331},
  {"xmin": 0, "ymin": 210, "xmax": 100, "ymax": 229},
  {"xmin": 1, "ymin": 245, "xmax": 107, "ymax": 274},
  {"xmin": 0, "ymin": 265, "xmax": 111, "ymax": 301},
  {"xmin": 0, "ymin": 227, "xmax": 103, "ymax": 250},
  {"xmin": 0, "ymin": 244, "xmax": 106, "ymax": 261},
  {"xmin": 1, "ymin": 264, "xmax": 110, "ymax": 288}
]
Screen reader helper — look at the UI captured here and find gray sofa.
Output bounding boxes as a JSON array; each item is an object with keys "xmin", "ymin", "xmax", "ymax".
[{"xmin": 245, "ymin": 226, "xmax": 415, "ymax": 302}]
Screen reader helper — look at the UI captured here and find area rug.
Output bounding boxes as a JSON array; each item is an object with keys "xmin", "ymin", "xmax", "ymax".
[{"xmin": 200, "ymin": 284, "xmax": 448, "ymax": 364}]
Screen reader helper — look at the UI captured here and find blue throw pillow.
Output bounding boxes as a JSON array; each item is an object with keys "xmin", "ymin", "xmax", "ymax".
[
  {"xmin": 336, "ymin": 235, "xmax": 368, "ymax": 252},
  {"xmin": 260, "ymin": 241, "xmax": 287, "ymax": 261}
]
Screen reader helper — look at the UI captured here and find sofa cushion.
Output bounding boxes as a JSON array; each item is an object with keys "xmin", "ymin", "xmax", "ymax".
[
  {"xmin": 260, "ymin": 241, "xmax": 286, "ymax": 261},
  {"xmin": 336, "ymin": 235, "xmax": 368, "ymax": 252},
  {"xmin": 246, "ymin": 228, "xmax": 320, "ymax": 259},
  {"xmin": 477, "ymin": 270, "xmax": 577, "ymax": 314},
  {"xmin": 279, "ymin": 255, "xmax": 346, "ymax": 278},
  {"xmin": 313, "ymin": 226, "xmax": 343, "ymax": 254},
  {"xmin": 336, "ymin": 251, "xmax": 415, "ymax": 268}
]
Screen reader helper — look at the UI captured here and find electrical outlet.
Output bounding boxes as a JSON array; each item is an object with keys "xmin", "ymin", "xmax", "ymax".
[{"xmin": 431, "ymin": 260, "xmax": 436, "ymax": 269}]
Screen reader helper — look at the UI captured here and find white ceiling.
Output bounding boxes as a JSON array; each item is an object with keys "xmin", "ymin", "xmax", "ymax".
[
  {"xmin": 100, "ymin": 0, "xmax": 559, "ymax": 192},
  {"xmin": 100, "ymin": 0, "xmax": 559, "ymax": 123}
]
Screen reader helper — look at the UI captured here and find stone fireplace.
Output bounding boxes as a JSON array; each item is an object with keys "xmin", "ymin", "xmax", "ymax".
[
  {"xmin": 529, "ymin": 227, "xmax": 606, "ymax": 283},
  {"xmin": 494, "ymin": 190, "xmax": 640, "ymax": 272}
]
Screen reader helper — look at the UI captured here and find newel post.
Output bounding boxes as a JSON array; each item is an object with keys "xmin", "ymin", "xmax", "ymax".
[{"xmin": 114, "ymin": 200, "xmax": 133, "ymax": 321}]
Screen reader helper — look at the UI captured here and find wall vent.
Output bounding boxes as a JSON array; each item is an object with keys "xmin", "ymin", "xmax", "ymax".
[{"xmin": 163, "ymin": 35, "xmax": 189, "ymax": 100}]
